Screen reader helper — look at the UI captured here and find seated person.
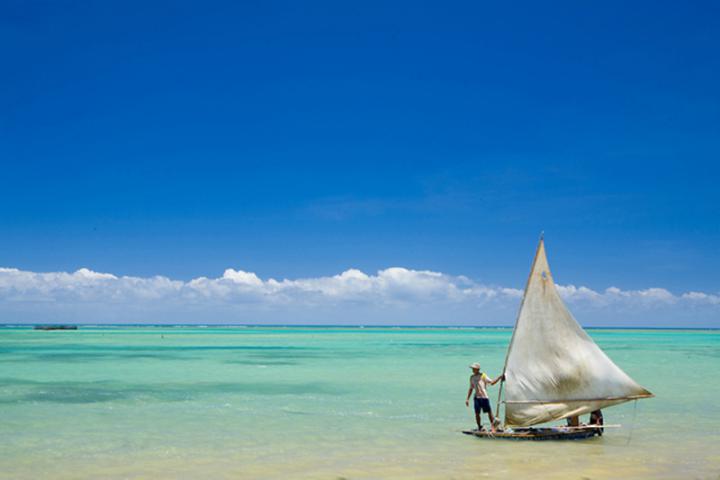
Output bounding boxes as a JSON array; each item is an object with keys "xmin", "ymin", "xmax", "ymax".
[
  {"xmin": 566, "ymin": 416, "xmax": 580, "ymax": 427},
  {"xmin": 589, "ymin": 410, "xmax": 604, "ymax": 435}
]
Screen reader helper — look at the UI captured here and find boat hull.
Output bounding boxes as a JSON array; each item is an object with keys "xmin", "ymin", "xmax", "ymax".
[{"xmin": 462, "ymin": 427, "xmax": 600, "ymax": 441}]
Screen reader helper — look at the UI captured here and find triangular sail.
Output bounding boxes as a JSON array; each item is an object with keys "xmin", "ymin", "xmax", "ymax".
[{"xmin": 501, "ymin": 238, "xmax": 652, "ymax": 427}]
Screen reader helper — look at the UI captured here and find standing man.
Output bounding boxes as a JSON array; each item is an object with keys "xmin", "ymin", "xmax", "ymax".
[{"xmin": 465, "ymin": 362, "xmax": 503, "ymax": 432}]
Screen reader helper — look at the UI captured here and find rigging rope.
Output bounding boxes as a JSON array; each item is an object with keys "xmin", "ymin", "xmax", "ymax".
[{"xmin": 625, "ymin": 399, "xmax": 638, "ymax": 446}]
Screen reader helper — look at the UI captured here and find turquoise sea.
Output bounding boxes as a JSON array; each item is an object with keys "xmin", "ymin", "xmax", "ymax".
[{"xmin": 1, "ymin": 326, "xmax": 719, "ymax": 479}]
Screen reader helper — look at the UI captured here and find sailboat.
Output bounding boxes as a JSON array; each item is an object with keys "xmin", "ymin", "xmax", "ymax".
[{"xmin": 464, "ymin": 236, "xmax": 653, "ymax": 440}]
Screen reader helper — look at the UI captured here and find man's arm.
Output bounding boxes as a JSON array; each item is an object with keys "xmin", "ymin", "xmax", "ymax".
[
  {"xmin": 490, "ymin": 374, "xmax": 505, "ymax": 386},
  {"xmin": 465, "ymin": 386, "xmax": 473, "ymax": 406}
]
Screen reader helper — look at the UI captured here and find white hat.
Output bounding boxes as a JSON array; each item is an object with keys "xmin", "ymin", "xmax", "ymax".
[{"xmin": 469, "ymin": 362, "xmax": 481, "ymax": 369}]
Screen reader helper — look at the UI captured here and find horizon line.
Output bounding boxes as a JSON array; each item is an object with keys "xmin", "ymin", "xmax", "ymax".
[{"xmin": 2, "ymin": 323, "xmax": 717, "ymax": 331}]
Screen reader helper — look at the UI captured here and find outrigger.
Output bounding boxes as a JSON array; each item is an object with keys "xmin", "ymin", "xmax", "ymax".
[{"xmin": 464, "ymin": 235, "xmax": 653, "ymax": 441}]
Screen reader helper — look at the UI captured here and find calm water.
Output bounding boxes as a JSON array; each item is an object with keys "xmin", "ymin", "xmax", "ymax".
[{"xmin": 1, "ymin": 326, "xmax": 718, "ymax": 479}]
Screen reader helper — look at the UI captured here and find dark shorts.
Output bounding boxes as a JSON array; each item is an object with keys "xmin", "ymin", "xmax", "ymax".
[{"xmin": 474, "ymin": 397, "xmax": 491, "ymax": 414}]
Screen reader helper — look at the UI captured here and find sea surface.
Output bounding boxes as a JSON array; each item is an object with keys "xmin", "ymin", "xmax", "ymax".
[{"xmin": 1, "ymin": 326, "xmax": 718, "ymax": 479}]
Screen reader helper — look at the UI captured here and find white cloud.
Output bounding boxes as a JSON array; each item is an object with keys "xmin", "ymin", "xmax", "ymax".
[
  {"xmin": 556, "ymin": 284, "xmax": 603, "ymax": 302},
  {"xmin": 0, "ymin": 266, "xmax": 718, "ymax": 325},
  {"xmin": 222, "ymin": 269, "xmax": 263, "ymax": 286},
  {"xmin": 0, "ymin": 267, "xmax": 183, "ymax": 303},
  {"xmin": 680, "ymin": 291, "xmax": 720, "ymax": 305}
]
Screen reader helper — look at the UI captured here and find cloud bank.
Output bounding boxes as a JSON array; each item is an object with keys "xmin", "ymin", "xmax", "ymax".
[{"xmin": 0, "ymin": 266, "xmax": 718, "ymax": 326}]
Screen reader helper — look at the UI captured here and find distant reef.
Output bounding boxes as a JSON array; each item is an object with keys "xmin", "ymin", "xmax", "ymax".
[{"xmin": 33, "ymin": 325, "xmax": 78, "ymax": 330}]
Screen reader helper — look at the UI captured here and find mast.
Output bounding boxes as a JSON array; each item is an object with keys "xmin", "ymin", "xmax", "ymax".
[{"xmin": 495, "ymin": 232, "xmax": 544, "ymax": 425}]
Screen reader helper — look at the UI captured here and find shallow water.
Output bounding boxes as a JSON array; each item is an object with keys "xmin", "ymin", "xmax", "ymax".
[{"xmin": 1, "ymin": 326, "xmax": 718, "ymax": 479}]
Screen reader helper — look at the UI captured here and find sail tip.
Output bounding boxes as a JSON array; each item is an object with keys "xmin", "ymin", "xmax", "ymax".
[{"xmin": 636, "ymin": 387, "xmax": 654, "ymax": 399}]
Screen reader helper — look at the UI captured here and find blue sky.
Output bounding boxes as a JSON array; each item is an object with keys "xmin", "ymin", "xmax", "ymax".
[{"xmin": 1, "ymin": 1, "xmax": 719, "ymax": 325}]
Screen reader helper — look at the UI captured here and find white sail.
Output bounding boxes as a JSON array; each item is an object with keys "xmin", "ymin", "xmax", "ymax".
[{"xmin": 502, "ymin": 238, "xmax": 652, "ymax": 427}]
